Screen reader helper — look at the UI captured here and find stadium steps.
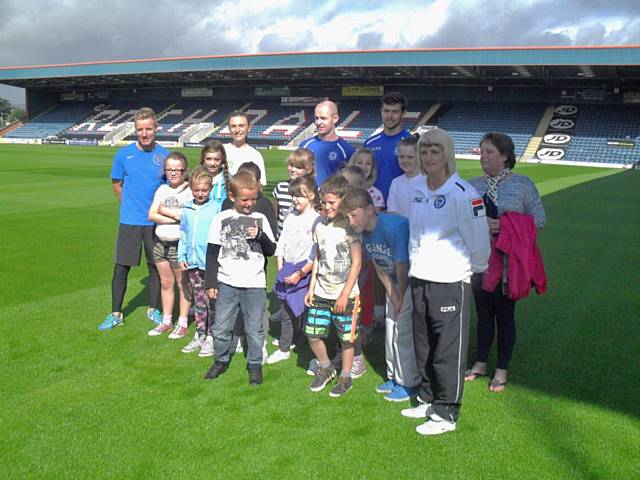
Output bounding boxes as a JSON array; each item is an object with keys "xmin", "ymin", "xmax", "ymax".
[
  {"xmin": 179, "ymin": 123, "xmax": 215, "ymax": 144},
  {"xmin": 535, "ymin": 105, "xmax": 556, "ymax": 136},
  {"xmin": 522, "ymin": 137, "xmax": 542, "ymax": 162},
  {"xmin": 415, "ymin": 103, "xmax": 442, "ymax": 128},
  {"xmin": 0, "ymin": 119, "xmax": 23, "ymax": 137},
  {"xmin": 288, "ymin": 122, "xmax": 316, "ymax": 147},
  {"xmin": 105, "ymin": 122, "xmax": 134, "ymax": 142}
]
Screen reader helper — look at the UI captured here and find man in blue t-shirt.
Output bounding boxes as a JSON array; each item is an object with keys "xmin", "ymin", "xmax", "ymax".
[
  {"xmin": 98, "ymin": 107, "xmax": 170, "ymax": 331},
  {"xmin": 363, "ymin": 92, "xmax": 411, "ymax": 202},
  {"xmin": 300, "ymin": 100, "xmax": 355, "ymax": 185},
  {"xmin": 343, "ymin": 187, "xmax": 420, "ymax": 402}
]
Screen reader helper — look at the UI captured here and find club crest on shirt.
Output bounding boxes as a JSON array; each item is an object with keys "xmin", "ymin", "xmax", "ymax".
[
  {"xmin": 434, "ymin": 195, "xmax": 446, "ymax": 209},
  {"xmin": 470, "ymin": 198, "xmax": 486, "ymax": 218},
  {"xmin": 329, "ymin": 151, "xmax": 338, "ymax": 161},
  {"xmin": 153, "ymin": 153, "xmax": 164, "ymax": 166}
]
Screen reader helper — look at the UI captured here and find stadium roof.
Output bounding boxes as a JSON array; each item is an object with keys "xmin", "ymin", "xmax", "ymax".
[{"xmin": 1, "ymin": 46, "xmax": 640, "ymax": 91}]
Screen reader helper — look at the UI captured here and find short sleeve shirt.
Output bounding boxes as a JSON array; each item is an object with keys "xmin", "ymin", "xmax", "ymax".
[
  {"xmin": 110, "ymin": 142, "xmax": 169, "ymax": 225},
  {"xmin": 312, "ymin": 217, "xmax": 361, "ymax": 299},
  {"xmin": 362, "ymin": 213, "xmax": 409, "ymax": 283},
  {"xmin": 208, "ymin": 209, "xmax": 275, "ymax": 288},
  {"xmin": 299, "ymin": 136, "xmax": 355, "ymax": 185}
]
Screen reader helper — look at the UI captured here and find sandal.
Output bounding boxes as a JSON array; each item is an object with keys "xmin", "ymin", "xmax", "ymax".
[
  {"xmin": 489, "ymin": 377, "xmax": 507, "ymax": 392},
  {"xmin": 464, "ymin": 369, "xmax": 487, "ymax": 381}
]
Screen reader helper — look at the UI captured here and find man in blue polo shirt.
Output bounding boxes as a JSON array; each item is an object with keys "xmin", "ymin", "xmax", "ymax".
[
  {"xmin": 364, "ymin": 92, "xmax": 411, "ymax": 202},
  {"xmin": 99, "ymin": 107, "xmax": 169, "ymax": 330},
  {"xmin": 300, "ymin": 100, "xmax": 355, "ymax": 185}
]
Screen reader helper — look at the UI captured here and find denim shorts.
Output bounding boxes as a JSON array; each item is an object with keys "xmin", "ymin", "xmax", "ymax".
[{"xmin": 305, "ymin": 295, "xmax": 360, "ymax": 343}]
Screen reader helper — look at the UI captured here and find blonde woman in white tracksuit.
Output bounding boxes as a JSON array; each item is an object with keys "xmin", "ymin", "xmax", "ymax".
[{"xmin": 401, "ymin": 128, "xmax": 490, "ymax": 436}]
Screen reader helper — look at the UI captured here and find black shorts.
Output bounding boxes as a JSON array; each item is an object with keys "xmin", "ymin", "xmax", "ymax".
[{"xmin": 114, "ymin": 224, "xmax": 155, "ymax": 266}]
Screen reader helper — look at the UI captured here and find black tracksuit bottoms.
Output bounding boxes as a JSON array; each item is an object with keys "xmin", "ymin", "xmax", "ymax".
[{"xmin": 411, "ymin": 277, "xmax": 471, "ymax": 422}]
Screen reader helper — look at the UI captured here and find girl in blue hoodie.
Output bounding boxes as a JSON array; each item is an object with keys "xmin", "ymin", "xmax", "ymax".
[{"xmin": 177, "ymin": 167, "xmax": 223, "ymax": 356}]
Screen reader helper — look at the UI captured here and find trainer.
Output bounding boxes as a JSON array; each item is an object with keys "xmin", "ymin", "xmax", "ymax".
[
  {"xmin": 300, "ymin": 100, "xmax": 355, "ymax": 185},
  {"xmin": 98, "ymin": 107, "xmax": 168, "ymax": 330},
  {"xmin": 364, "ymin": 92, "xmax": 411, "ymax": 201}
]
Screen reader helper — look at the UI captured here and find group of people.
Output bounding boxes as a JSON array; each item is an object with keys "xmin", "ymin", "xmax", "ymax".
[{"xmin": 99, "ymin": 92, "xmax": 546, "ymax": 436}]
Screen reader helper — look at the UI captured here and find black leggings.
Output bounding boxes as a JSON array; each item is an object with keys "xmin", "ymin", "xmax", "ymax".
[
  {"xmin": 111, "ymin": 262, "xmax": 161, "ymax": 313},
  {"xmin": 472, "ymin": 274, "xmax": 516, "ymax": 370}
]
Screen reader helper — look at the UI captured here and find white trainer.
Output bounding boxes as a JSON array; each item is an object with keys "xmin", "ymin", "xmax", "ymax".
[
  {"xmin": 198, "ymin": 336, "xmax": 214, "ymax": 357},
  {"xmin": 181, "ymin": 333, "xmax": 203, "ymax": 353},
  {"xmin": 266, "ymin": 349, "xmax": 291, "ymax": 365},
  {"xmin": 401, "ymin": 402, "xmax": 430, "ymax": 419},
  {"xmin": 416, "ymin": 414, "xmax": 456, "ymax": 436},
  {"xmin": 271, "ymin": 338, "xmax": 295, "ymax": 350}
]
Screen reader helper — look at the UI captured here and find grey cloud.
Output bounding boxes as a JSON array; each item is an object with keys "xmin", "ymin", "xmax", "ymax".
[
  {"xmin": 356, "ymin": 32, "xmax": 385, "ymax": 50},
  {"xmin": 575, "ymin": 23, "xmax": 607, "ymax": 45},
  {"xmin": 257, "ymin": 31, "xmax": 314, "ymax": 53},
  {"xmin": 0, "ymin": 0, "xmax": 237, "ymax": 66},
  {"xmin": 413, "ymin": 0, "xmax": 639, "ymax": 49}
]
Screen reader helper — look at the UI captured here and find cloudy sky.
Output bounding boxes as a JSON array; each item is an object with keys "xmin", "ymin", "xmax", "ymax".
[{"xmin": 1, "ymin": 0, "xmax": 639, "ymax": 105}]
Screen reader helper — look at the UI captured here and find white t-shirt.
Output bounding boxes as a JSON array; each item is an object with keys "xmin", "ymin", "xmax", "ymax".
[
  {"xmin": 387, "ymin": 173, "xmax": 426, "ymax": 218},
  {"xmin": 275, "ymin": 208, "xmax": 321, "ymax": 264},
  {"xmin": 224, "ymin": 143, "xmax": 267, "ymax": 186},
  {"xmin": 208, "ymin": 209, "xmax": 275, "ymax": 288},
  {"xmin": 152, "ymin": 184, "xmax": 192, "ymax": 241}
]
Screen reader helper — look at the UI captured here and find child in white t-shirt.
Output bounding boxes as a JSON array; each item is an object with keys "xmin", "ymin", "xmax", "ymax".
[
  {"xmin": 147, "ymin": 152, "xmax": 193, "ymax": 338},
  {"xmin": 203, "ymin": 171, "xmax": 276, "ymax": 385},
  {"xmin": 268, "ymin": 175, "xmax": 321, "ymax": 364},
  {"xmin": 387, "ymin": 134, "xmax": 425, "ymax": 217}
]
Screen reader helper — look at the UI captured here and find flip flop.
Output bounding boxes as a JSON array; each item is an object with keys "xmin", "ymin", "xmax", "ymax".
[
  {"xmin": 464, "ymin": 369, "xmax": 487, "ymax": 381},
  {"xmin": 489, "ymin": 377, "xmax": 507, "ymax": 392}
]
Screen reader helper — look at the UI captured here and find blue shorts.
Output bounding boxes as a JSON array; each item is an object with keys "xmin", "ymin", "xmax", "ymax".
[{"xmin": 305, "ymin": 295, "xmax": 360, "ymax": 343}]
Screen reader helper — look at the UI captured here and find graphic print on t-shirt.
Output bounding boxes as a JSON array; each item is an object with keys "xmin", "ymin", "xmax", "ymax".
[{"xmin": 219, "ymin": 216, "xmax": 264, "ymax": 260}]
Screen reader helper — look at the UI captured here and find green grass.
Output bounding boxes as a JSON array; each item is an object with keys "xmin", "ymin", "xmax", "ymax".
[{"xmin": 1, "ymin": 145, "xmax": 639, "ymax": 479}]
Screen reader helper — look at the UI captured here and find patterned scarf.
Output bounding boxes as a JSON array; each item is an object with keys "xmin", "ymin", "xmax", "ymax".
[{"xmin": 484, "ymin": 168, "xmax": 511, "ymax": 206}]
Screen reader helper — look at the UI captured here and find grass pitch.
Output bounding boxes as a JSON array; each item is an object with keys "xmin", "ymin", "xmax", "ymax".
[{"xmin": 1, "ymin": 145, "xmax": 638, "ymax": 479}]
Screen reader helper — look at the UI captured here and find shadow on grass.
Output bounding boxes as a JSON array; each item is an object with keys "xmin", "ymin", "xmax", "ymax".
[{"xmin": 467, "ymin": 170, "xmax": 640, "ymax": 418}]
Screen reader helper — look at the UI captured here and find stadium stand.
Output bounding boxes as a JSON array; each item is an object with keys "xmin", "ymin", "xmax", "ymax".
[
  {"xmin": 334, "ymin": 100, "xmax": 430, "ymax": 144},
  {"xmin": 209, "ymin": 100, "xmax": 314, "ymax": 146},
  {"xmin": 62, "ymin": 101, "xmax": 174, "ymax": 141},
  {"xmin": 5, "ymin": 102, "xmax": 100, "ymax": 139},
  {"xmin": 435, "ymin": 102, "xmax": 547, "ymax": 156},
  {"xmin": 154, "ymin": 99, "xmax": 240, "ymax": 141},
  {"xmin": 563, "ymin": 104, "xmax": 640, "ymax": 165}
]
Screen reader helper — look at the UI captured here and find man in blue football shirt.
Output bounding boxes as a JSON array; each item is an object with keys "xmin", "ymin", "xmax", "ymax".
[
  {"xmin": 364, "ymin": 92, "xmax": 411, "ymax": 202},
  {"xmin": 99, "ymin": 107, "xmax": 169, "ymax": 330},
  {"xmin": 300, "ymin": 100, "xmax": 355, "ymax": 185}
]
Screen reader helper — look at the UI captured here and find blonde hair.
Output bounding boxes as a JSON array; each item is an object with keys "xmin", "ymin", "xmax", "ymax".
[
  {"xmin": 287, "ymin": 147, "xmax": 316, "ymax": 176},
  {"xmin": 418, "ymin": 128, "xmax": 457, "ymax": 175},
  {"xmin": 230, "ymin": 170, "xmax": 260, "ymax": 196},
  {"xmin": 190, "ymin": 166, "xmax": 213, "ymax": 188},
  {"xmin": 348, "ymin": 148, "xmax": 377, "ymax": 187},
  {"xmin": 134, "ymin": 107, "xmax": 157, "ymax": 124}
]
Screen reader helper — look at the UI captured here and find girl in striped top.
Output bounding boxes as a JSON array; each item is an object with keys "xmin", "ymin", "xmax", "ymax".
[{"xmin": 272, "ymin": 148, "xmax": 315, "ymax": 237}]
